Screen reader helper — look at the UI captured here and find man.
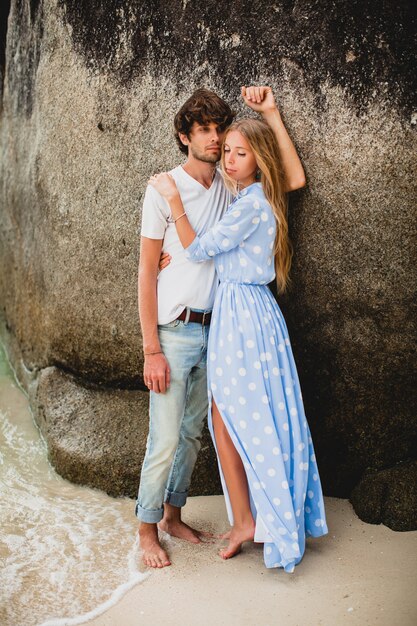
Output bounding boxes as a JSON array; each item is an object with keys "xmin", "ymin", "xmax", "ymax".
[{"xmin": 136, "ymin": 86, "xmax": 306, "ymax": 569}]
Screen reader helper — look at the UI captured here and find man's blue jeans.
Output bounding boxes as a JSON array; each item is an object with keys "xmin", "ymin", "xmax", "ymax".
[{"xmin": 135, "ymin": 314, "xmax": 209, "ymax": 523}]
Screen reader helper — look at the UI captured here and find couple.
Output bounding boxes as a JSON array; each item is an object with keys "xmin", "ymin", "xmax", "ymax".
[{"xmin": 136, "ymin": 85, "xmax": 328, "ymax": 573}]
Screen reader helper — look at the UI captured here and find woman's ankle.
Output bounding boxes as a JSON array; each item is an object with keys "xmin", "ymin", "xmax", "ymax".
[{"xmin": 232, "ymin": 516, "xmax": 255, "ymax": 531}]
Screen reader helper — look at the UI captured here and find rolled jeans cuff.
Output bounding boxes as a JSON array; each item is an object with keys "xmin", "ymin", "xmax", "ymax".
[
  {"xmin": 135, "ymin": 502, "xmax": 164, "ymax": 524},
  {"xmin": 164, "ymin": 488, "xmax": 188, "ymax": 508}
]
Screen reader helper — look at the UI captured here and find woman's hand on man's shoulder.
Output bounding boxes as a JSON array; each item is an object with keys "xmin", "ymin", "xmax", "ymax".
[{"xmin": 148, "ymin": 172, "xmax": 179, "ymax": 201}]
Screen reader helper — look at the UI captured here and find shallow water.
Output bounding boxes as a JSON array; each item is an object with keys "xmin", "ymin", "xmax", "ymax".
[{"xmin": 0, "ymin": 344, "xmax": 148, "ymax": 626}]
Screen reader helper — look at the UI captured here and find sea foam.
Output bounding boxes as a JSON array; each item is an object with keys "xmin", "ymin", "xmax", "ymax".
[{"xmin": 0, "ymin": 363, "xmax": 148, "ymax": 626}]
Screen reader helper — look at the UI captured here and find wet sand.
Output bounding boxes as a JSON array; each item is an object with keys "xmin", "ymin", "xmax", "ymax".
[
  {"xmin": 91, "ymin": 495, "xmax": 417, "ymax": 626},
  {"xmin": 0, "ymin": 368, "xmax": 146, "ymax": 626}
]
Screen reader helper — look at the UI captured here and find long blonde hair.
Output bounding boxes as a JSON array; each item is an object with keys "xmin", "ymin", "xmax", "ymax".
[{"xmin": 221, "ymin": 119, "xmax": 292, "ymax": 294}]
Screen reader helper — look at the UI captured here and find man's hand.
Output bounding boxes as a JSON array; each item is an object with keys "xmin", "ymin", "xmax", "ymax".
[
  {"xmin": 241, "ymin": 85, "xmax": 277, "ymax": 115},
  {"xmin": 144, "ymin": 352, "xmax": 171, "ymax": 394},
  {"xmin": 149, "ymin": 173, "xmax": 179, "ymax": 201}
]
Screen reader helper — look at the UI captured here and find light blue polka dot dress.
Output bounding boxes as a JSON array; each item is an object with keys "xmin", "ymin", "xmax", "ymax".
[{"xmin": 185, "ymin": 182, "xmax": 328, "ymax": 573}]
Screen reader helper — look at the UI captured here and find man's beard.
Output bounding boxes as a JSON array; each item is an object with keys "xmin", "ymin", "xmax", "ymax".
[{"xmin": 189, "ymin": 145, "xmax": 220, "ymax": 164}]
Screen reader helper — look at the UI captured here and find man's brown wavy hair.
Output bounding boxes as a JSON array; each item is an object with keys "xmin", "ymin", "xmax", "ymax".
[{"xmin": 174, "ymin": 88, "xmax": 235, "ymax": 155}]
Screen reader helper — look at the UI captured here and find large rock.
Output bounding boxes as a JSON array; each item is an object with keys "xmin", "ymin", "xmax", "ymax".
[
  {"xmin": 349, "ymin": 461, "xmax": 417, "ymax": 532},
  {"xmin": 0, "ymin": 0, "xmax": 415, "ymax": 528},
  {"xmin": 35, "ymin": 366, "xmax": 221, "ymax": 497}
]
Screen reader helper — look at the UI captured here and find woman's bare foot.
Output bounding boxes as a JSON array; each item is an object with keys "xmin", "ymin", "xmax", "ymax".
[
  {"xmin": 219, "ymin": 529, "xmax": 231, "ymax": 540},
  {"xmin": 219, "ymin": 522, "xmax": 255, "ymax": 559},
  {"xmin": 158, "ymin": 518, "xmax": 212, "ymax": 543},
  {"xmin": 139, "ymin": 523, "xmax": 171, "ymax": 568}
]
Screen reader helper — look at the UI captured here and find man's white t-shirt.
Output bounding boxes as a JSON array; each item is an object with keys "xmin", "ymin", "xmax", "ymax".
[{"xmin": 141, "ymin": 165, "xmax": 232, "ymax": 325}]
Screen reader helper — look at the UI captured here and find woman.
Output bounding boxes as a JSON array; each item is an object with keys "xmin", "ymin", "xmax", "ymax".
[{"xmin": 149, "ymin": 96, "xmax": 328, "ymax": 573}]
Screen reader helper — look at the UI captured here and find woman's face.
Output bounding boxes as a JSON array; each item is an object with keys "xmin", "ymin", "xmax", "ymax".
[{"xmin": 223, "ymin": 130, "xmax": 258, "ymax": 188}]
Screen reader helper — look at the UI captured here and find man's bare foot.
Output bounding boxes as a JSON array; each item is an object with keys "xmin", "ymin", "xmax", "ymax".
[
  {"xmin": 158, "ymin": 518, "xmax": 212, "ymax": 543},
  {"xmin": 219, "ymin": 521, "xmax": 255, "ymax": 560},
  {"xmin": 139, "ymin": 523, "xmax": 171, "ymax": 569}
]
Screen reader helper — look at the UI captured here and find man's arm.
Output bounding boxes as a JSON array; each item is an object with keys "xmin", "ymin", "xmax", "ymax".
[
  {"xmin": 138, "ymin": 236, "xmax": 170, "ymax": 394},
  {"xmin": 242, "ymin": 86, "xmax": 306, "ymax": 192}
]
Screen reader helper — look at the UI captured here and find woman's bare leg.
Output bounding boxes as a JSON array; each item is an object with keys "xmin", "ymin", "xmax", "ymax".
[{"xmin": 212, "ymin": 399, "xmax": 255, "ymax": 558}]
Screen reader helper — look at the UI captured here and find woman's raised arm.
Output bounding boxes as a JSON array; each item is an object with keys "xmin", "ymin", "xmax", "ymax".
[{"xmin": 242, "ymin": 85, "xmax": 306, "ymax": 192}]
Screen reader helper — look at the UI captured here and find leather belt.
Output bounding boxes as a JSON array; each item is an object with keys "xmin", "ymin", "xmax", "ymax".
[{"xmin": 176, "ymin": 308, "xmax": 212, "ymax": 325}]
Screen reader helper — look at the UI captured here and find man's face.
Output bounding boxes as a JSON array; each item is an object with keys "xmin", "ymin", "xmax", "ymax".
[{"xmin": 181, "ymin": 122, "xmax": 225, "ymax": 163}]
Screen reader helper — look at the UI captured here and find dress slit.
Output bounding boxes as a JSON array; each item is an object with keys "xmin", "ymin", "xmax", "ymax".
[{"xmin": 208, "ymin": 391, "xmax": 272, "ymax": 542}]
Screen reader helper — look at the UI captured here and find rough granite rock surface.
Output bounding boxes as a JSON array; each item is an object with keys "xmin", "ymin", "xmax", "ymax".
[
  {"xmin": 35, "ymin": 366, "xmax": 221, "ymax": 498},
  {"xmin": 0, "ymin": 0, "xmax": 415, "ymax": 529},
  {"xmin": 349, "ymin": 461, "xmax": 417, "ymax": 532}
]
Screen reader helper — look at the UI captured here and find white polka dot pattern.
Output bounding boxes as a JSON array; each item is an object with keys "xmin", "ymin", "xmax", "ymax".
[{"xmin": 186, "ymin": 183, "xmax": 328, "ymax": 574}]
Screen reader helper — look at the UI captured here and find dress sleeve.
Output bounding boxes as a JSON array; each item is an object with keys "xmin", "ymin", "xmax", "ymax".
[{"xmin": 184, "ymin": 195, "xmax": 262, "ymax": 263}]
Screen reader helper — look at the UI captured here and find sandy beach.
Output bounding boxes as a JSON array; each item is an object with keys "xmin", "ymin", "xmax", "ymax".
[
  {"xmin": 1, "ymin": 358, "xmax": 416, "ymax": 626},
  {"xmin": 1, "ymin": 349, "xmax": 416, "ymax": 626},
  {"xmin": 90, "ymin": 495, "xmax": 417, "ymax": 626}
]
